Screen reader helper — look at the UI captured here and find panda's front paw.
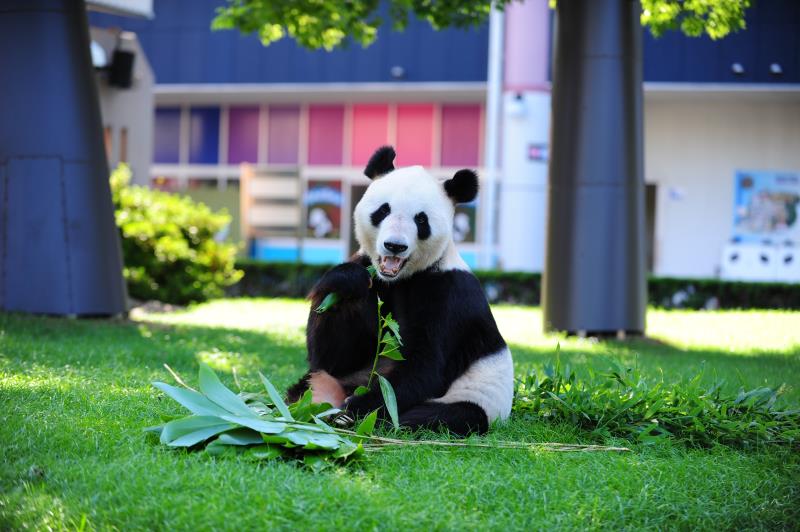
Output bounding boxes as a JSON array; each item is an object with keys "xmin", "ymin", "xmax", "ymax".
[
  {"xmin": 314, "ymin": 263, "xmax": 372, "ymax": 303},
  {"xmin": 343, "ymin": 393, "xmax": 383, "ymax": 420}
]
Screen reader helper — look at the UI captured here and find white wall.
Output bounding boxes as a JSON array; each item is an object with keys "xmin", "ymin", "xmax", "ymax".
[
  {"xmin": 92, "ymin": 28, "xmax": 154, "ymax": 185},
  {"xmin": 644, "ymin": 89, "xmax": 800, "ymax": 278}
]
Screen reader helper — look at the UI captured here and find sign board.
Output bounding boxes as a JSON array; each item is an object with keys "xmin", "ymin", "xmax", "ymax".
[
  {"xmin": 87, "ymin": 0, "xmax": 153, "ymax": 18},
  {"xmin": 733, "ymin": 170, "xmax": 800, "ymax": 244}
]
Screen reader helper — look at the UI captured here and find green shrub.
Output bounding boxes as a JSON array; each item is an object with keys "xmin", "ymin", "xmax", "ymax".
[
  {"xmin": 230, "ymin": 260, "xmax": 800, "ymax": 309},
  {"xmin": 111, "ymin": 165, "xmax": 242, "ymax": 305}
]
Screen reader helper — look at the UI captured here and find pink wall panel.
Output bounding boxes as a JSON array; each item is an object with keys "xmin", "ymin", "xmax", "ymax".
[
  {"xmin": 440, "ymin": 104, "xmax": 482, "ymax": 167},
  {"xmin": 308, "ymin": 104, "xmax": 345, "ymax": 165},
  {"xmin": 395, "ymin": 104, "xmax": 434, "ymax": 167},
  {"xmin": 267, "ymin": 106, "xmax": 300, "ymax": 164},
  {"xmin": 351, "ymin": 104, "xmax": 389, "ymax": 166}
]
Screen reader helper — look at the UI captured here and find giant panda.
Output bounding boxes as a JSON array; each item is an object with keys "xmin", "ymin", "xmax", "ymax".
[{"xmin": 286, "ymin": 146, "xmax": 513, "ymax": 436}]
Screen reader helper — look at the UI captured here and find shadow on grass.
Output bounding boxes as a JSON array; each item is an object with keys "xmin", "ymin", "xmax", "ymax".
[{"xmin": 2, "ymin": 310, "xmax": 798, "ymax": 403}]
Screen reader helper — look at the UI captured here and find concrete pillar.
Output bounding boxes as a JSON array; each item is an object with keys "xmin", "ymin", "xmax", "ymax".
[{"xmin": 542, "ymin": 0, "xmax": 646, "ymax": 335}]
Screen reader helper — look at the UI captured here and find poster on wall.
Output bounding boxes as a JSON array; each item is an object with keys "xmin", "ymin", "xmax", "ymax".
[
  {"xmin": 454, "ymin": 201, "xmax": 477, "ymax": 244},
  {"xmin": 305, "ymin": 180, "xmax": 342, "ymax": 239},
  {"xmin": 733, "ymin": 170, "xmax": 800, "ymax": 244}
]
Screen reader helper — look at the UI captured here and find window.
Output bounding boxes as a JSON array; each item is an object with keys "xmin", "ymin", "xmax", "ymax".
[
  {"xmin": 308, "ymin": 105, "xmax": 344, "ymax": 165},
  {"xmin": 228, "ymin": 106, "xmax": 259, "ymax": 164},
  {"xmin": 189, "ymin": 107, "xmax": 220, "ymax": 164},
  {"xmin": 119, "ymin": 127, "xmax": 128, "ymax": 163},
  {"xmin": 351, "ymin": 104, "xmax": 389, "ymax": 166},
  {"xmin": 267, "ymin": 106, "xmax": 300, "ymax": 165},
  {"xmin": 396, "ymin": 104, "xmax": 434, "ymax": 167},
  {"xmin": 153, "ymin": 108, "xmax": 180, "ymax": 163},
  {"xmin": 440, "ymin": 104, "xmax": 481, "ymax": 167}
]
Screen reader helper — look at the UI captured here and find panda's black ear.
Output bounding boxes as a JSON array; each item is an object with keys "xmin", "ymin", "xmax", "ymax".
[
  {"xmin": 364, "ymin": 146, "xmax": 396, "ymax": 179},
  {"xmin": 444, "ymin": 169, "xmax": 479, "ymax": 204}
]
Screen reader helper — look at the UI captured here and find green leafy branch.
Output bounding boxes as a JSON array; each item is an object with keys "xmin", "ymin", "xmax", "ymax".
[{"xmin": 313, "ymin": 264, "xmax": 403, "ymax": 429}]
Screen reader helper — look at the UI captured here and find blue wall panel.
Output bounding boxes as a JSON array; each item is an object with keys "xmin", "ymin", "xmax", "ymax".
[
  {"xmin": 90, "ymin": 0, "xmax": 489, "ymax": 84},
  {"xmin": 90, "ymin": 0, "xmax": 799, "ymax": 85}
]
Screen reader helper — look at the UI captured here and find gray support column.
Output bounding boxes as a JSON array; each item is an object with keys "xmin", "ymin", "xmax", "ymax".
[
  {"xmin": 0, "ymin": 0, "xmax": 127, "ymax": 316},
  {"xmin": 542, "ymin": 0, "xmax": 646, "ymax": 335}
]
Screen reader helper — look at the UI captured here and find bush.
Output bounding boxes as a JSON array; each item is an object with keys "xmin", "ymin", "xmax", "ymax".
[
  {"xmin": 111, "ymin": 165, "xmax": 242, "ymax": 305},
  {"xmin": 230, "ymin": 260, "xmax": 800, "ymax": 309}
]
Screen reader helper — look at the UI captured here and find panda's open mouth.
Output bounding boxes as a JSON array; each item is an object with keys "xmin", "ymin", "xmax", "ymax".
[{"xmin": 378, "ymin": 255, "xmax": 407, "ymax": 278}]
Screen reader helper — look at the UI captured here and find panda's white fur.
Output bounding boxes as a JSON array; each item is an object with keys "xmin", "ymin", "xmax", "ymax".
[
  {"xmin": 290, "ymin": 147, "xmax": 513, "ymax": 436},
  {"xmin": 354, "ymin": 165, "xmax": 467, "ymax": 282}
]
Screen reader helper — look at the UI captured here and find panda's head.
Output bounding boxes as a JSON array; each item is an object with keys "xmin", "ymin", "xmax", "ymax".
[{"xmin": 354, "ymin": 146, "xmax": 478, "ymax": 282}]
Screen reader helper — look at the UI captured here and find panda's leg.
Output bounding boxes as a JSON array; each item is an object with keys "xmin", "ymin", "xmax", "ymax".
[{"xmin": 399, "ymin": 401, "xmax": 489, "ymax": 437}]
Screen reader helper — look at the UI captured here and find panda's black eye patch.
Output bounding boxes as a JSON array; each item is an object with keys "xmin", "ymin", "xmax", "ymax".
[
  {"xmin": 370, "ymin": 203, "xmax": 391, "ymax": 226},
  {"xmin": 414, "ymin": 211, "xmax": 431, "ymax": 240}
]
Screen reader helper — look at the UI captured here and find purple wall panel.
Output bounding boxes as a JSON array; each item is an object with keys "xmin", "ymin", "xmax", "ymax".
[
  {"xmin": 308, "ymin": 105, "xmax": 344, "ymax": 165},
  {"xmin": 267, "ymin": 106, "xmax": 300, "ymax": 164},
  {"xmin": 188, "ymin": 107, "xmax": 220, "ymax": 164},
  {"xmin": 154, "ymin": 107, "xmax": 180, "ymax": 163},
  {"xmin": 440, "ymin": 104, "xmax": 481, "ymax": 167},
  {"xmin": 227, "ymin": 106, "xmax": 259, "ymax": 164}
]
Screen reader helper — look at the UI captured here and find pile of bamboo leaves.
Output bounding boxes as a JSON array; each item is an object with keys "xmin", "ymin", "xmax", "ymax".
[{"xmin": 147, "ymin": 363, "xmax": 629, "ymax": 469}]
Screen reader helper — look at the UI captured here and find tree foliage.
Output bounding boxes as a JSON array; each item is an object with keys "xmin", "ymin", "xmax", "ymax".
[
  {"xmin": 641, "ymin": 0, "xmax": 750, "ymax": 39},
  {"xmin": 212, "ymin": 0, "xmax": 751, "ymax": 50}
]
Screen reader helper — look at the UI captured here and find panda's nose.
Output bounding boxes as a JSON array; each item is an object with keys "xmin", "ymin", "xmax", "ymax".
[{"xmin": 383, "ymin": 241, "xmax": 408, "ymax": 254}]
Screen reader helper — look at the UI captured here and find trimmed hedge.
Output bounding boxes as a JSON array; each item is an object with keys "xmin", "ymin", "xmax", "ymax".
[{"xmin": 229, "ymin": 260, "xmax": 800, "ymax": 310}]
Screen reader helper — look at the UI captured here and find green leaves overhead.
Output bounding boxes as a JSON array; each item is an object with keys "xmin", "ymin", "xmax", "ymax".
[
  {"xmin": 641, "ymin": 0, "xmax": 750, "ymax": 40},
  {"xmin": 212, "ymin": 0, "xmax": 750, "ymax": 51}
]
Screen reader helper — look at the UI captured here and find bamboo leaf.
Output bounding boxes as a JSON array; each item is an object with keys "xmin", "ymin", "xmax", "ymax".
[
  {"xmin": 356, "ymin": 409, "xmax": 378, "ymax": 436},
  {"xmin": 216, "ymin": 428, "xmax": 265, "ymax": 446},
  {"xmin": 152, "ymin": 382, "xmax": 229, "ymax": 417},
  {"xmin": 378, "ymin": 375, "xmax": 400, "ymax": 430},
  {"xmin": 198, "ymin": 363, "xmax": 257, "ymax": 417},
  {"xmin": 354, "ymin": 385, "xmax": 369, "ymax": 396},
  {"xmin": 159, "ymin": 416, "xmax": 237, "ymax": 447},
  {"xmin": 220, "ymin": 414, "xmax": 286, "ymax": 434},
  {"xmin": 383, "ymin": 313, "xmax": 402, "ymax": 345},
  {"xmin": 379, "ymin": 348, "xmax": 405, "ymax": 361},
  {"xmin": 314, "ymin": 292, "xmax": 340, "ymax": 313},
  {"xmin": 259, "ymin": 372, "xmax": 294, "ymax": 421}
]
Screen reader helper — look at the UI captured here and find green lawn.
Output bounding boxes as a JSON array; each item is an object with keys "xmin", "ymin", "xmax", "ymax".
[{"xmin": 2, "ymin": 300, "xmax": 799, "ymax": 530}]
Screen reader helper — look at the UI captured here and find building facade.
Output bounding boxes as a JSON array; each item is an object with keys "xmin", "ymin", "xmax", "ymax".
[{"xmin": 90, "ymin": 0, "xmax": 800, "ymax": 280}]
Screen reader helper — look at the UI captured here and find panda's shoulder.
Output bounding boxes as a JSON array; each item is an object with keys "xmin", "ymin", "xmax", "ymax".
[{"xmin": 412, "ymin": 267, "xmax": 485, "ymax": 300}]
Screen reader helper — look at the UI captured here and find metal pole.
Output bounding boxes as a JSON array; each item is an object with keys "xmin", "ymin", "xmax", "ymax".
[
  {"xmin": 0, "ymin": 0, "xmax": 127, "ymax": 316},
  {"xmin": 542, "ymin": 0, "xmax": 646, "ymax": 335},
  {"xmin": 480, "ymin": 5, "xmax": 504, "ymax": 269}
]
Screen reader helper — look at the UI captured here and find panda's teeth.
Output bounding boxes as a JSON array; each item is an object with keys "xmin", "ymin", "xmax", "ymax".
[{"xmin": 379, "ymin": 255, "xmax": 406, "ymax": 276}]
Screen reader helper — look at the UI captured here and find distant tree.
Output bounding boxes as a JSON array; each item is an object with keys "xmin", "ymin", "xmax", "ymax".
[{"xmin": 212, "ymin": 0, "xmax": 751, "ymax": 50}]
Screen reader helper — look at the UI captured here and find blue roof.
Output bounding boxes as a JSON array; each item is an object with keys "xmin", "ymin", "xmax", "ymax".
[
  {"xmin": 90, "ymin": 0, "xmax": 799, "ymax": 85},
  {"xmin": 89, "ymin": 0, "xmax": 489, "ymax": 84}
]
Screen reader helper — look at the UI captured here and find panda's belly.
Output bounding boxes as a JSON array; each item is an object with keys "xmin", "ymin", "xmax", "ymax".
[{"xmin": 436, "ymin": 347, "xmax": 514, "ymax": 422}]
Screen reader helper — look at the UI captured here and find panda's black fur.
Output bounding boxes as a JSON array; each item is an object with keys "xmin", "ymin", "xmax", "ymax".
[{"xmin": 286, "ymin": 147, "xmax": 513, "ymax": 437}]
